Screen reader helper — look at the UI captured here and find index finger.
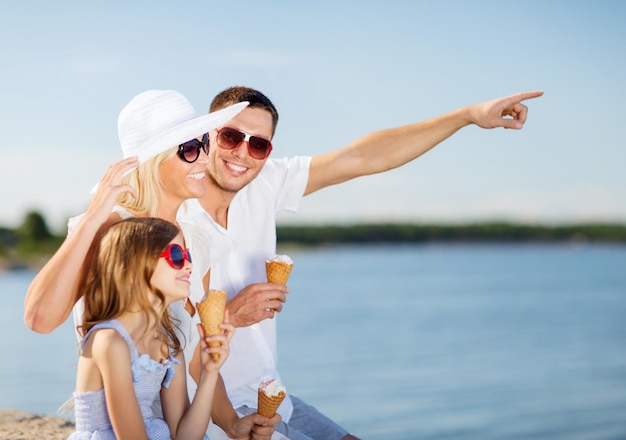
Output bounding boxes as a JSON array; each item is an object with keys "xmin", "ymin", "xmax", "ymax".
[
  {"xmin": 506, "ymin": 90, "xmax": 544, "ymax": 105},
  {"xmin": 260, "ymin": 282, "xmax": 290, "ymax": 292},
  {"xmin": 95, "ymin": 156, "xmax": 138, "ymax": 187},
  {"xmin": 91, "ymin": 159, "xmax": 139, "ymax": 197},
  {"xmin": 111, "ymin": 156, "xmax": 140, "ymax": 179}
]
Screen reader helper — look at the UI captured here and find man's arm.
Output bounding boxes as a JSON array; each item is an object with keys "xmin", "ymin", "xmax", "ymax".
[
  {"xmin": 305, "ymin": 90, "xmax": 543, "ymax": 195},
  {"xmin": 225, "ymin": 283, "xmax": 289, "ymax": 328},
  {"xmin": 23, "ymin": 157, "xmax": 139, "ymax": 333}
]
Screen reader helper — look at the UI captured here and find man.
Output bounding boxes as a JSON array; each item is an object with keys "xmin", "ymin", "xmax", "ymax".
[{"xmin": 177, "ymin": 86, "xmax": 543, "ymax": 439}]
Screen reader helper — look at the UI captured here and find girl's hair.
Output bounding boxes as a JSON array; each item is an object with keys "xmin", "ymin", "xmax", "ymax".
[
  {"xmin": 116, "ymin": 148, "xmax": 177, "ymax": 217},
  {"xmin": 79, "ymin": 217, "xmax": 183, "ymax": 355}
]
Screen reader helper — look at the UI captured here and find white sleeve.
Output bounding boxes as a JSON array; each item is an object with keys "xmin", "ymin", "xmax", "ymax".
[{"xmin": 259, "ymin": 156, "xmax": 311, "ymax": 214}]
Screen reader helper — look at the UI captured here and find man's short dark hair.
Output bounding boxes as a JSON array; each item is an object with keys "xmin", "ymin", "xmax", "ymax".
[{"xmin": 210, "ymin": 86, "xmax": 279, "ymax": 137}]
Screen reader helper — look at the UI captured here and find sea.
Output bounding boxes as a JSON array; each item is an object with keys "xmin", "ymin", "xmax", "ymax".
[{"xmin": 1, "ymin": 243, "xmax": 625, "ymax": 439}]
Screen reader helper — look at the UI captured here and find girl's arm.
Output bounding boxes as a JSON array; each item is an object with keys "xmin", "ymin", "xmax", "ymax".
[
  {"xmin": 188, "ymin": 345, "xmax": 277, "ymax": 439},
  {"xmin": 24, "ymin": 157, "xmax": 139, "ymax": 333},
  {"xmin": 92, "ymin": 329, "xmax": 149, "ymax": 440},
  {"xmin": 162, "ymin": 325, "xmax": 233, "ymax": 440}
]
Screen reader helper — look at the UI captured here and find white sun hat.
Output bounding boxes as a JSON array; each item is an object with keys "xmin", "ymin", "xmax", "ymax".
[{"xmin": 118, "ymin": 89, "xmax": 248, "ymax": 164}]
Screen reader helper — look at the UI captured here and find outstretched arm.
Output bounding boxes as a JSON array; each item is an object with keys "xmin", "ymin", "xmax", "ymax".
[
  {"xmin": 23, "ymin": 157, "xmax": 139, "ymax": 333},
  {"xmin": 305, "ymin": 90, "xmax": 543, "ymax": 195}
]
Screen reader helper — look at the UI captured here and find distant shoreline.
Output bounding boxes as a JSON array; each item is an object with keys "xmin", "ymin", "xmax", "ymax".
[
  {"xmin": 275, "ymin": 221, "xmax": 626, "ymax": 245},
  {"xmin": 0, "ymin": 256, "xmax": 52, "ymax": 273},
  {"xmin": 3, "ymin": 221, "xmax": 626, "ymax": 273}
]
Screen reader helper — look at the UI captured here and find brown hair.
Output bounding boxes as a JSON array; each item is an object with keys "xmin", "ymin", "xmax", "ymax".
[
  {"xmin": 79, "ymin": 217, "xmax": 182, "ymax": 355},
  {"xmin": 210, "ymin": 86, "xmax": 279, "ymax": 137}
]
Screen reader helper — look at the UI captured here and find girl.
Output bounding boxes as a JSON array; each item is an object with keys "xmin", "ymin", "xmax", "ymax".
[{"xmin": 69, "ymin": 216, "xmax": 233, "ymax": 439}]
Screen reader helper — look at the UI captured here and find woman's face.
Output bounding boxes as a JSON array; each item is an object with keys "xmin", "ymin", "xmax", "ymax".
[
  {"xmin": 158, "ymin": 138, "xmax": 210, "ymax": 204},
  {"xmin": 150, "ymin": 233, "xmax": 192, "ymax": 307}
]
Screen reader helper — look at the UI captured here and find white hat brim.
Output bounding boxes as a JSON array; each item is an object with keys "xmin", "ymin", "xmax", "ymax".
[{"xmin": 129, "ymin": 101, "xmax": 249, "ymax": 164}]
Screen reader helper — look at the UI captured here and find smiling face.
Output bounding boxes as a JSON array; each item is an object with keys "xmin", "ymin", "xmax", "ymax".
[
  {"xmin": 150, "ymin": 233, "xmax": 192, "ymax": 307},
  {"xmin": 205, "ymin": 107, "xmax": 274, "ymax": 195},
  {"xmin": 158, "ymin": 140, "xmax": 210, "ymax": 204}
]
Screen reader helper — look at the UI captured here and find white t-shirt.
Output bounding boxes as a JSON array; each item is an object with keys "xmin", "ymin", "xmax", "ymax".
[{"xmin": 177, "ymin": 156, "xmax": 311, "ymax": 426}]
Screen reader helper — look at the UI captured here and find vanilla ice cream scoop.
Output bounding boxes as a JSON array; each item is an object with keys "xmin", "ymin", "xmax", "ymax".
[
  {"xmin": 265, "ymin": 255, "xmax": 294, "ymax": 285},
  {"xmin": 258, "ymin": 378, "xmax": 287, "ymax": 417}
]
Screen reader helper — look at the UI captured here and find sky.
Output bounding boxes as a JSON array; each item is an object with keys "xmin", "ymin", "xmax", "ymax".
[{"xmin": 1, "ymin": 1, "xmax": 625, "ymax": 232}]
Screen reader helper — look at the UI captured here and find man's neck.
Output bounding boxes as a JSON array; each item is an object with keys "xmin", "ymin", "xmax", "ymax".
[{"xmin": 198, "ymin": 187, "xmax": 236, "ymax": 229}]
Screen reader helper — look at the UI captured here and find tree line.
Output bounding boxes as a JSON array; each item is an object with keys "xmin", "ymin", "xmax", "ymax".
[
  {"xmin": 277, "ymin": 222, "xmax": 626, "ymax": 245},
  {"xmin": 2, "ymin": 210, "xmax": 626, "ymax": 270},
  {"xmin": 0, "ymin": 211, "xmax": 65, "ymax": 270}
]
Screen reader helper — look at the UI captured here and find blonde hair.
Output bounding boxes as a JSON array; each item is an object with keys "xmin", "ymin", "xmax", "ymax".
[
  {"xmin": 79, "ymin": 217, "xmax": 182, "ymax": 355},
  {"xmin": 116, "ymin": 148, "xmax": 178, "ymax": 217}
]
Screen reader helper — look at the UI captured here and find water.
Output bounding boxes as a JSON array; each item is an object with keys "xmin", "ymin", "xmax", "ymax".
[
  {"xmin": 2, "ymin": 244, "xmax": 625, "ymax": 439},
  {"xmin": 0, "ymin": 271, "xmax": 78, "ymax": 416}
]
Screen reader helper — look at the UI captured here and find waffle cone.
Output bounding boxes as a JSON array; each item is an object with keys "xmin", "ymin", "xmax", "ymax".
[
  {"xmin": 265, "ymin": 261, "xmax": 293, "ymax": 285},
  {"xmin": 257, "ymin": 389, "xmax": 286, "ymax": 418},
  {"xmin": 196, "ymin": 290, "xmax": 227, "ymax": 362}
]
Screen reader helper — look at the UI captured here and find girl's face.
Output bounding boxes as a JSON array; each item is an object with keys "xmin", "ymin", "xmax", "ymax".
[{"xmin": 150, "ymin": 233, "xmax": 192, "ymax": 306}]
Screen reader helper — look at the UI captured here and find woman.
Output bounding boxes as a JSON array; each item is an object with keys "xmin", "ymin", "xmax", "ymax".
[
  {"xmin": 25, "ymin": 89, "xmax": 244, "ymax": 333},
  {"xmin": 24, "ymin": 89, "xmax": 277, "ymax": 439}
]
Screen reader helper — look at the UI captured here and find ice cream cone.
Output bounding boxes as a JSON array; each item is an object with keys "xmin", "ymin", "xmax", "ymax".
[
  {"xmin": 265, "ymin": 255, "xmax": 294, "ymax": 285},
  {"xmin": 257, "ymin": 379, "xmax": 286, "ymax": 418},
  {"xmin": 196, "ymin": 289, "xmax": 227, "ymax": 362},
  {"xmin": 265, "ymin": 255, "xmax": 293, "ymax": 313}
]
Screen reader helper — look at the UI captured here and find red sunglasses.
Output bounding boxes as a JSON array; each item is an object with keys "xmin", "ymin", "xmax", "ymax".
[
  {"xmin": 159, "ymin": 244, "xmax": 192, "ymax": 270},
  {"xmin": 216, "ymin": 127, "xmax": 273, "ymax": 160}
]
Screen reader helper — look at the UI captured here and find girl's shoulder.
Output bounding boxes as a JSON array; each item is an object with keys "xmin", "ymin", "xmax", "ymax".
[
  {"xmin": 84, "ymin": 326, "xmax": 132, "ymax": 361},
  {"xmin": 81, "ymin": 320, "xmax": 136, "ymax": 360}
]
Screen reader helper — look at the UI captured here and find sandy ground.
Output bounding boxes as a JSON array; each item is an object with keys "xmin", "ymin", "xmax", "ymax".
[{"xmin": 0, "ymin": 409, "xmax": 75, "ymax": 439}]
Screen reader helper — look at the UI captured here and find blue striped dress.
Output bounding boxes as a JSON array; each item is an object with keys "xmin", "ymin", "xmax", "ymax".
[{"xmin": 68, "ymin": 319, "xmax": 179, "ymax": 439}]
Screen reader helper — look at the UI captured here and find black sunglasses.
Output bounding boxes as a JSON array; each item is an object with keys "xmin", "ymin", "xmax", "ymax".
[
  {"xmin": 177, "ymin": 133, "xmax": 209, "ymax": 163},
  {"xmin": 216, "ymin": 127, "xmax": 273, "ymax": 160}
]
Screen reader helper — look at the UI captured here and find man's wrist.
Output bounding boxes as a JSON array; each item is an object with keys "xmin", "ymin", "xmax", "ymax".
[
  {"xmin": 213, "ymin": 412, "xmax": 238, "ymax": 438},
  {"xmin": 226, "ymin": 416, "xmax": 248, "ymax": 439},
  {"xmin": 225, "ymin": 304, "xmax": 241, "ymax": 327}
]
